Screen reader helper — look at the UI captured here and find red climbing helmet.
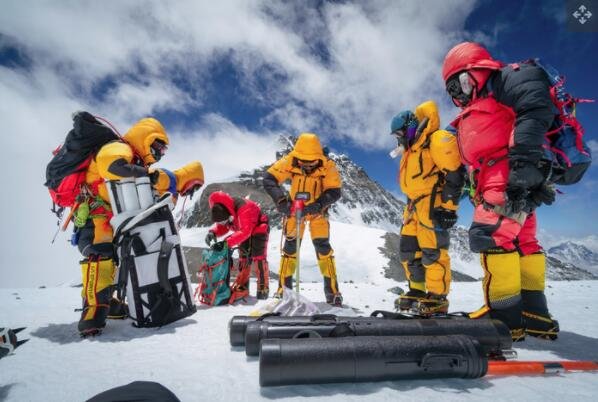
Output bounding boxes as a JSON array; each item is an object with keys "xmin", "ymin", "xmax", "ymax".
[{"xmin": 442, "ymin": 42, "xmax": 503, "ymax": 82}]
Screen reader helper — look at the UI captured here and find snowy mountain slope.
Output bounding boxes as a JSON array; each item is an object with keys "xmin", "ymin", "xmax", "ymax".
[
  {"xmin": 2, "ymin": 280, "xmax": 598, "ymax": 401},
  {"xmin": 181, "ymin": 135, "xmax": 406, "ymax": 232},
  {"xmin": 547, "ymin": 241, "xmax": 598, "ymax": 275}
]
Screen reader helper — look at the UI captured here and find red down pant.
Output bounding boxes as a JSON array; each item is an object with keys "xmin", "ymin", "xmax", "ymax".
[{"xmin": 235, "ymin": 222, "xmax": 270, "ymax": 295}]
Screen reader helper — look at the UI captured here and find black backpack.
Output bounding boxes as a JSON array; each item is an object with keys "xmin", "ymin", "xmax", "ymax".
[{"xmin": 45, "ymin": 112, "xmax": 119, "ymax": 208}]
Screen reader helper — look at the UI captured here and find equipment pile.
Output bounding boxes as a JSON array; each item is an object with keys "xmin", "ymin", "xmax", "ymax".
[{"xmin": 228, "ymin": 310, "xmax": 598, "ymax": 387}]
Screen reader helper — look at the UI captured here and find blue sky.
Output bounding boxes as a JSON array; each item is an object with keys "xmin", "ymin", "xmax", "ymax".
[{"xmin": 1, "ymin": 0, "xmax": 597, "ymax": 286}]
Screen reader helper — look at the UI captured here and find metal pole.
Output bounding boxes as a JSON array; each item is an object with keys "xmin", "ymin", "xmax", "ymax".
[{"xmin": 295, "ymin": 209, "xmax": 302, "ymax": 294}]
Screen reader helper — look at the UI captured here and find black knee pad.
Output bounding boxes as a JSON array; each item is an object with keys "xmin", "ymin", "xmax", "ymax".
[
  {"xmin": 283, "ymin": 239, "xmax": 298, "ymax": 255},
  {"xmin": 469, "ymin": 219, "xmax": 503, "ymax": 253},
  {"xmin": 421, "ymin": 248, "xmax": 440, "ymax": 266},
  {"xmin": 250, "ymin": 234, "xmax": 268, "ymax": 258},
  {"xmin": 312, "ymin": 238, "xmax": 331, "ymax": 256}
]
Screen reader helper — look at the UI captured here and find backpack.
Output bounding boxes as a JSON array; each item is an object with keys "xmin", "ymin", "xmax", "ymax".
[
  {"xmin": 525, "ymin": 59, "xmax": 593, "ymax": 185},
  {"xmin": 195, "ymin": 245, "xmax": 231, "ymax": 306},
  {"xmin": 44, "ymin": 112, "xmax": 119, "ymax": 209}
]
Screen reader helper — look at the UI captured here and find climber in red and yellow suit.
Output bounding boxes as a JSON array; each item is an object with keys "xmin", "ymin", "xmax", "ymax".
[
  {"xmin": 442, "ymin": 42, "xmax": 559, "ymax": 340},
  {"xmin": 205, "ymin": 191, "xmax": 270, "ymax": 301},
  {"xmin": 76, "ymin": 117, "xmax": 169, "ymax": 335},
  {"xmin": 151, "ymin": 161, "xmax": 205, "ymax": 201},
  {"xmin": 392, "ymin": 101, "xmax": 465, "ymax": 315},
  {"xmin": 263, "ymin": 133, "xmax": 343, "ymax": 306}
]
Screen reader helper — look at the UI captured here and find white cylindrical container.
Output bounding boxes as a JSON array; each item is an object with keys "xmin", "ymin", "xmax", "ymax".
[
  {"xmin": 120, "ymin": 177, "xmax": 141, "ymax": 212},
  {"xmin": 136, "ymin": 176, "xmax": 155, "ymax": 210}
]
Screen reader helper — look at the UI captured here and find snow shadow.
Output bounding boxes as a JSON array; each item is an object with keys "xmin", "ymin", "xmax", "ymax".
[
  {"xmin": 195, "ymin": 295, "xmax": 259, "ymax": 310},
  {"xmin": 515, "ymin": 330, "xmax": 598, "ymax": 361},
  {"xmin": 0, "ymin": 383, "xmax": 17, "ymax": 400},
  {"xmin": 30, "ymin": 318, "xmax": 196, "ymax": 345},
  {"xmin": 259, "ymin": 377, "xmax": 494, "ymax": 398}
]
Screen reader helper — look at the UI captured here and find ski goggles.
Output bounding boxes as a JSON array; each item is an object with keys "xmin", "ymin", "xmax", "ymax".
[
  {"xmin": 150, "ymin": 140, "xmax": 168, "ymax": 160},
  {"xmin": 446, "ymin": 71, "xmax": 474, "ymax": 107},
  {"xmin": 296, "ymin": 159, "xmax": 320, "ymax": 169}
]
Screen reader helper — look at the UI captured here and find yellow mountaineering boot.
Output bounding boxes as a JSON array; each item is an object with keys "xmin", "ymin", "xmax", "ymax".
[
  {"xmin": 317, "ymin": 253, "xmax": 342, "ymax": 307},
  {"xmin": 79, "ymin": 257, "xmax": 116, "ymax": 336},
  {"xmin": 395, "ymin": 282, "xmax": 426, "ymax": 312},
  {"xmin": 417, "ymin": 292, "xmax": 449, "ymax": 315},
  {"xmin": 520, "ymin": 253, "xmax": 559, "ymax": 340},
  {"xmin": 275, "ymin": 254, "xmax": 296, "ymax": 298}
]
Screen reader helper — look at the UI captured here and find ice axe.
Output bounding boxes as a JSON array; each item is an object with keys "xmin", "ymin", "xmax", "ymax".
[
  {"xmin": 291, "ymin": 192, "xmax": 310, "ymax": 294},
  {"xmin": 0, "ymin": 327, "xmax": 28, "ymax": 359}
]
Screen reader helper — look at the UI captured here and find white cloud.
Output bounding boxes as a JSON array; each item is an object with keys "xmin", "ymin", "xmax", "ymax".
[
  {"xmin": 0, "ymin": 1, "xmax": 478, "ymax": 287},
  {"xmin": 587, "ymin": 139, "xmax": 598, "ymax": 155},
  {"xmin": 159, "ymin": 113, "xmax": 281, "ymax": 183}
]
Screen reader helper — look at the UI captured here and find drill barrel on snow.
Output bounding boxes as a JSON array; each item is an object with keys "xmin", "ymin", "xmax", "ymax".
[
  {"xmin": 259, "ymin": 334, "xmax": 488, "ymax": 386},
  {"xmin": 244, "ymin": 314, "xmax": 512, "ymax": 357},
  {"xmin": 229, "ymin": 312, "xmax": 512, "ymax": 358}
]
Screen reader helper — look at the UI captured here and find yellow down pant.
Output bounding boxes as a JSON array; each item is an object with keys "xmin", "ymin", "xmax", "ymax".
[
  {"xmin": 399, "ymin": 195, "xmax": 451, "ymax": 296},
  {"xmin": 80, "ymin": 257, "xmax": 116, "ymax": 321},
  {"xmin": 278, "ymin": 214, "xmax": 339, "ymax": 296}
]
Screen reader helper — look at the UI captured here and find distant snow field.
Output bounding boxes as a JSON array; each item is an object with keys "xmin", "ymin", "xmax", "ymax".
[{"xmin": 2, "ymin": 281, "xmax": 598, "ymax": 402}]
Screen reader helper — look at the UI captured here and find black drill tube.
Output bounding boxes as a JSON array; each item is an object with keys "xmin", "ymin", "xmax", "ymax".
[
  {"xmin": 259, "ymin": 334, "xmax": 488, "ymax": 386},
  {"xmin": 244, "ymin": 317, "xmax": 512, "ymax": 358},
  {"xmin": 229, "ymin": 314, "xmax": 348, "ymax": 346},
  {"xmin": 229, "ymin": 312, "xmax": 459, "ymax": 346}
]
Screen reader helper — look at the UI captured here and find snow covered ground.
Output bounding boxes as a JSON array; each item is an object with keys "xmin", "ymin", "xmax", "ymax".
[
  {"xmin": 2, "ymin": 221, "xmax": 598, "ymax": 401},
  {"xmin": 180, "ymin": 221, "xmax": 483, "ymax": 283},
  {"xmin": 1, "ymin": 281, "xmax": 598, "ymax": 402}
]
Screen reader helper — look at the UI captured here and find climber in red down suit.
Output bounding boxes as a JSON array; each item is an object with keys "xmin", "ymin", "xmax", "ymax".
[{"xmin": 205, "ymin": 191, "xmax": 270, "ymax": 301}]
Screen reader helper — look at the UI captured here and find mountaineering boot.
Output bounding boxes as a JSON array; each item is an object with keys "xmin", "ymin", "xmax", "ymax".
[
  {"xmin": 521, "ymin": 290, "xmax": 559, "ymax": 340},
  {"xmin": 475, "ymin": 250, "xmax": 525, "ymax": 341},
  {"xmin": 519, "ymin": 254, "xmax": 559, "ymax": 340},
  {"xmin": 276, "ymin": 254, "xmax": 296, "ymax": 298},
  {"xmin": 469, "ymin": 305, "xmax": 526, "ymax": 342},
  {"xmin": 254, "ymin": 259, "xmax": 270, "ymax": 300},
  {"xmin": 324, "ymin": 277, "xmax": 343, "ymax": 307},
  {"xmin": 417, "ymin": 293, "xmax": 449, "ymax": 315},
  {"xmin": 318, "ymin": 253, "xmax": 342, "ymax": 306},
  {"xmin": 107, "ymin": 294, "xmax": 128, "ymax": 320},
  {"xmin": 395, "ymin": 288, "xmax": 427, "ymax": 312},
  {"xmin": 79, "ymin": 257, "xmax": 116, "ymax": 336}
]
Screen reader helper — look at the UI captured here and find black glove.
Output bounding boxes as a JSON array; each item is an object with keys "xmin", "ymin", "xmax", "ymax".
[
  {"xmin": 527, "ymin": 183, "xmax": 556, "ymax": 210},
  {"xmin": 205, "ymin": 231, "xmax": 217, "ymax": 247},
  {"xmin": 432, "ymin": 208, "xmax": 458, "ymax": 230},
  {"xmin": 303, "ymin": 202, "xmax": 322, "ymax": 215},
  {"xmin": 505, "ymin": 161, "xmax": 546, "ymax": 215},
  {"xmin": 211, "ymin": 240, "xmax": 226, "ymax": 252},
  {"xmin": 276, "ymin": 198, "xmax": 291, "ymax": 216},
  {"xmin": 149, "ymin": 170, "xmax": 160, "ymax": 185},
  {"xmin": 507, "ymin": 161, "xmax": 545, "ymax": 190},
  {"xmin": 504, "ymin": 186, "xmax": 528, "ymax": 215}
]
